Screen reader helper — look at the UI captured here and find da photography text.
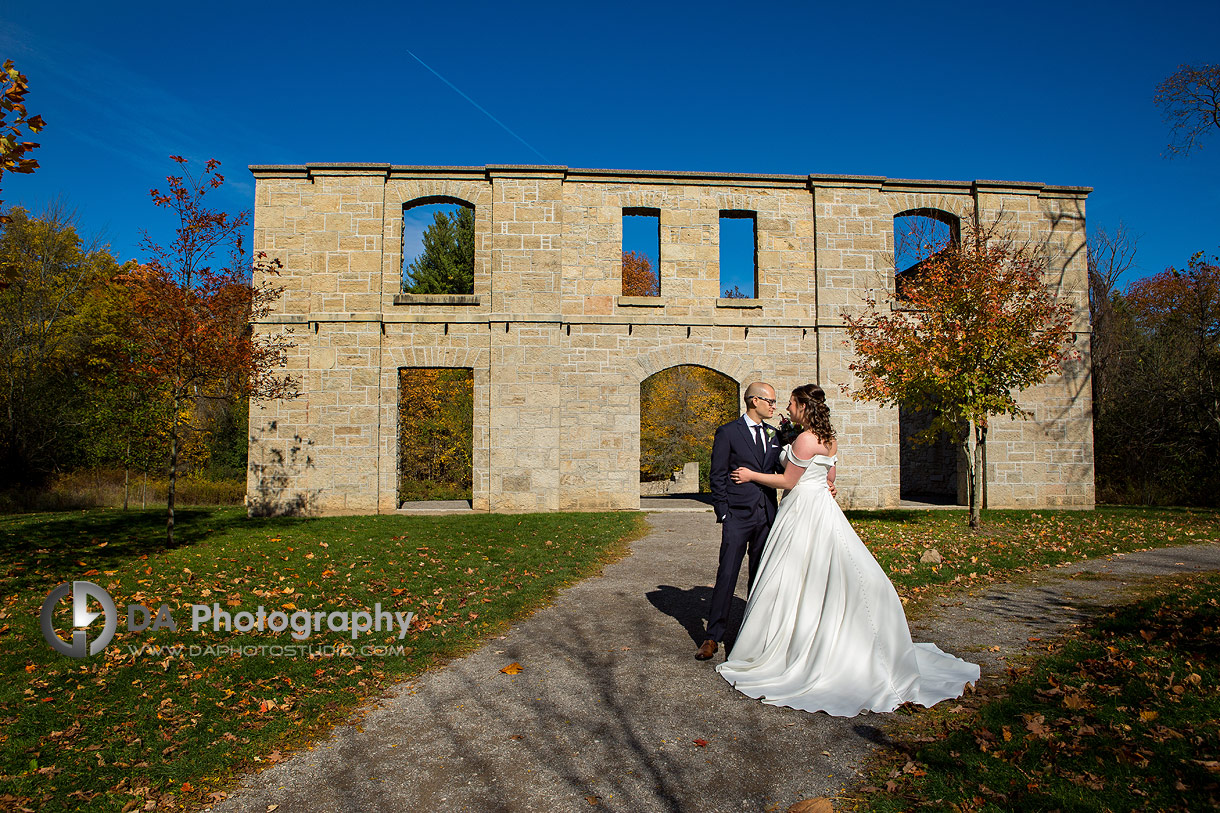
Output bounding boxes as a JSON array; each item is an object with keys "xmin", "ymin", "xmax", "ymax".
[{"xmin": 41, "ymin": 580, "xmax": 415, "ymax": 658}]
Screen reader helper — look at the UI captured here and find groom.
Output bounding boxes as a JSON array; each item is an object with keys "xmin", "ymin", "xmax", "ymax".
[{"xmin": 697, "ymin": 381, "xmax": 784, "ymax": 660}]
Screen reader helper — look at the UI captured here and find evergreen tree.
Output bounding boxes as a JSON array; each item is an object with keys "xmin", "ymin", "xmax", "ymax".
[{"xmin": 403, "ymin": 206, "xmax": 474, "ymax": 294}]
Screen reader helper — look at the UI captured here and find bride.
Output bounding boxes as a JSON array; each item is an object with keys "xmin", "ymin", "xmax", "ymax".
[{"xmin": 715, "ymin": 384, "xmax": 979, "ymax": 716}]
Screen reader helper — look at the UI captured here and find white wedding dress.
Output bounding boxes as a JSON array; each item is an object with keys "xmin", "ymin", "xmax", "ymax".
[{"xmin": 716, "ymin": 447, "xmax": 980, "ymax": 716}]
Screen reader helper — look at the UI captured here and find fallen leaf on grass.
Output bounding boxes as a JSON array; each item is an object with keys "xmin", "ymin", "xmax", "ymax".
[
  {"xmin": 1023, "ymin": 714, "xmax": 1050, "ymax": 737},
  {"xmin": 787, "ymin": 799, "xmax": 833, "ymax": 813},
  {"xmin": 1063, "ymin": 693, "xmax": 1089, "ymax": 710}
]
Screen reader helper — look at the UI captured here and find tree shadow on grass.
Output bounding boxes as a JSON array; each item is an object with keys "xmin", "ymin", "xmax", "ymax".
[
  {"xmin": 0, "ymin": 508, "xmax": 316, "ymax": 591},
  {"xmin": 844, "ymin": 509, "xmax": 931, "ymax": 524}
]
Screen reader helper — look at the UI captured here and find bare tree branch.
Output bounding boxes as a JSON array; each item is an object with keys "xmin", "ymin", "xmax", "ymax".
[{"xmin": 1155, "ymin": 63, "xmax": 1220, "ymax": 158}]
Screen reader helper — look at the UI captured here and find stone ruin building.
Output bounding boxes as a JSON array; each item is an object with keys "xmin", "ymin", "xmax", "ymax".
[{"xmin": 244, "ymin": 163, "xmax": 1094, "ymax": 515}]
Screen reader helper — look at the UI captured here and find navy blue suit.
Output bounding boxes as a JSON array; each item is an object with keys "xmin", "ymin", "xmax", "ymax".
[{"xmin": 706, "ymin": 415, "xmax": 784, "ymax": 642}]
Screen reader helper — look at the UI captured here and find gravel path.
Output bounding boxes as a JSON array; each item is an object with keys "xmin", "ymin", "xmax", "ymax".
[{"xmin": 206, "ymin": 512, "xmax": 1220, "ymax": 813}]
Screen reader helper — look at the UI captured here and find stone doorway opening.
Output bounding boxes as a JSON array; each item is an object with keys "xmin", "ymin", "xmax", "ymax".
[
  {"xmin": 899, "ymin": 406, "xmax": 965, "ymax": 505},
  {"xmin": 639, "ymin": 365, "xmax": 738, "ymax": 496},
  {"xmin": 397, "ymin": 367, "xmax": 473, "ymax": 506}
]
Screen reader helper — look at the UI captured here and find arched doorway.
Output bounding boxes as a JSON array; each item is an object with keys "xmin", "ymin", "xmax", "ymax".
[{"xmin": 639, "ymin": 365, "xmax": 738, "ymax": 494}]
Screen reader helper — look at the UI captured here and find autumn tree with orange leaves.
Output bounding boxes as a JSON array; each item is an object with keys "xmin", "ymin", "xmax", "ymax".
[
  {"xmin": 121, "ymin": 157, "xmax": 296, "ymax": 543},
  {"xmin": 844, "ymin": 216, "xmax": 1077, "ymax": 529},
  {"xmin": 622, "ymin": 250, "xmax": 659, "ymax": 296},
  {"xmin": 1, "ymin": 60, "xmax": 44, "ymax": 225},
  {"xmin": 397, "ymin": 368, "xmax": 473, "ymax": 502},
  {"xmin": 640, "ymin": 365, "xmax": 737, "ymax": 489}
]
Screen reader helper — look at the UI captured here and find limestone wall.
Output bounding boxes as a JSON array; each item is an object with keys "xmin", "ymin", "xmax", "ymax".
[{"xmin": 247, "ymin": 164, "xmax": 1093, "ymax": 515}]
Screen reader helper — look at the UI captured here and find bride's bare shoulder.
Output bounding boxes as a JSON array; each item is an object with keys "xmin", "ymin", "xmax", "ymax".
[
  {"xmin": 800, "ymin": 431, "xmax": 835, "ymax": 457},
  {"xmin": 792, "ymin": 430, "xmax": 827, "ymax": 456}
]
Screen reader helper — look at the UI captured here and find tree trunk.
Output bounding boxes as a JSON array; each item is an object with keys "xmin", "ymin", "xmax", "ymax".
[
  {"xmin": 963, "ymin": 431, "xmax": 977, "ymax": 529},
  {"xmin": 981, "ymin": 431, "xmax": 988, "ymax": 510},
  {"xmin": 167, "ymin": 397, "xmax": 179, "ymax": 545},
  {"xmin": 969, "ymin": 421, "xmax": 984, "ymax": 530},
  {"xmin": 123, "ymin": 466, "xmax": 129, "ymax": 511}
]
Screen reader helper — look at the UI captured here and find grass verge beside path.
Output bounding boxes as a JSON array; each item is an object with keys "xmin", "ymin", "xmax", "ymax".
[
  {"xmin": 0, "ymin": 508, "xmax": 646, "ymax": 812},
  {"xmin": 849, "ymin": 506, "xmax": 1220, "ymax": 605},
  {"xmin": 846, "ymin": 571, "xmax": 1220, "ymax": 812}
]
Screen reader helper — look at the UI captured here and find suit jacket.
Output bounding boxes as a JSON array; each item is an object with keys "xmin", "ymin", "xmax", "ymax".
[{"xmin": 710, "ymin": 416, "xmax": 784, "ymax": 524}]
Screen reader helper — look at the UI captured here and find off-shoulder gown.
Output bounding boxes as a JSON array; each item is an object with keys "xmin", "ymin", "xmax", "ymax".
[{"xmin": 716, "ymin": 447, "xmax": 980, "ymax": 716}]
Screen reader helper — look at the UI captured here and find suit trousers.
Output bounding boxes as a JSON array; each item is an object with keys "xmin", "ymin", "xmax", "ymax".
[{"xmin": 706, "ymin": 501, "xmax": 772, "ymax": 642}]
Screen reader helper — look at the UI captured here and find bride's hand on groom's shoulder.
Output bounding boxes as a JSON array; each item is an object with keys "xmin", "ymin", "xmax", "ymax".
[{"xmin": 730, "ymin": 466, "xmax": 753, "ymax": 484}]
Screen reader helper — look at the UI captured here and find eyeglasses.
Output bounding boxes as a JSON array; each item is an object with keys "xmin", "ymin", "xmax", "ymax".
[{"xmin": 750, "ymin": 396, "xmax": 777, "ymax": 406}]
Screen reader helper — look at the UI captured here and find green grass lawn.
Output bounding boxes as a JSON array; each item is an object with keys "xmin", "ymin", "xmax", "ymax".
[
  {"xmin": 847, "ymin": 571, "xmax": 1220, "ymax": 812},
  {"xmin": 0, "ymin": 508, "xmax": 646, "ymax": 812},
  {"xmin": 2, "ymin": 505, "xmax": 1217, "ymax": 812}
]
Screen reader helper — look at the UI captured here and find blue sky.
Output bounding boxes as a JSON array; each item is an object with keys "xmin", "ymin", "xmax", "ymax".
[{"xmin": 2, "ymin": 1, "xmax": 1217, "ymax": 289}]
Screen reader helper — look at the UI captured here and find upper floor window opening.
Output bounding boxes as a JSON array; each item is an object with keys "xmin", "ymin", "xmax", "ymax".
[
  {"xmin": 402, "ymin": 197, "xmax": 475, "ymax": 295},
  {"xmin": 719, "ymin": 210, "xmax": 757, "ymax": 299},
  {"xmin": 893, "ymin": 208, "xmax": 960, "ymax": 298},
  {"xmin": 622, "ymin": 208, "xmax": 660, "ymax": 297}
]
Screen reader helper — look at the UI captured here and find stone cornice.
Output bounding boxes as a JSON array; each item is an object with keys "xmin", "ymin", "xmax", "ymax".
[{"xmin": 247, "ymin": 163, "xmax": 1091, "ymax": 198}]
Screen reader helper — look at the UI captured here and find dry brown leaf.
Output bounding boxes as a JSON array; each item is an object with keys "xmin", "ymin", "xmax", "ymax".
[
  {"xmin": 787, "ymin": 798, "xmax": 834, "ymax": 813},
  {"xmin": 500, "ymin": 662, "xmax": 523, "ymax": 675}
]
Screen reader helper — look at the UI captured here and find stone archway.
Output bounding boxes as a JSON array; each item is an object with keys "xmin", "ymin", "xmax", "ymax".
[{"xmin": 639, "ymin": 364, "xmax": 738, "ymax": 494}]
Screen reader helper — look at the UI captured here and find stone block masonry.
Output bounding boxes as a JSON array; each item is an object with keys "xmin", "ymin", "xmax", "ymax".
[{"xmin": 247, "ymin": 164, "xmax": 1093, "ymax": 515}]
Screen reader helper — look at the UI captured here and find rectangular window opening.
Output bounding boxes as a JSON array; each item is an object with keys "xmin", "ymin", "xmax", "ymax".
[
  {"xmin": 719, "ymin": 211, "xmax": 757, "ymax": 299},
  {"xmin": 402, "ymin": 201, "xmax": 475, "ymax": 295},
  {"xmin": 622, "ymin": 208, "xmax": 660, "ymax": 297}
]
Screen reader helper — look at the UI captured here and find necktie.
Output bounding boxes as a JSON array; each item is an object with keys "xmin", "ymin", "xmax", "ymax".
[{"xmin": 754, "ymin": 425, "xmax": 765, "ymax": 455}]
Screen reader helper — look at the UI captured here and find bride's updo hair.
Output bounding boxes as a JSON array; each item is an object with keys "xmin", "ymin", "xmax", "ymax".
[{"xmin": 790, "ymin": 384, "xmax": 835, "ymax": 443}]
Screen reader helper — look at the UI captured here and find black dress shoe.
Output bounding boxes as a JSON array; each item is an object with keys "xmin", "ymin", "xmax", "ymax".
[{"xmin": 695, "ymin": 639, "xmax": 718, "ymax": 660}]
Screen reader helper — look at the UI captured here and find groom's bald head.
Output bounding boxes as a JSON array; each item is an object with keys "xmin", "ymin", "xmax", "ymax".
[{"xmin": 743, "ymin": 381, "xmax": 775, "ymax": 406}]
